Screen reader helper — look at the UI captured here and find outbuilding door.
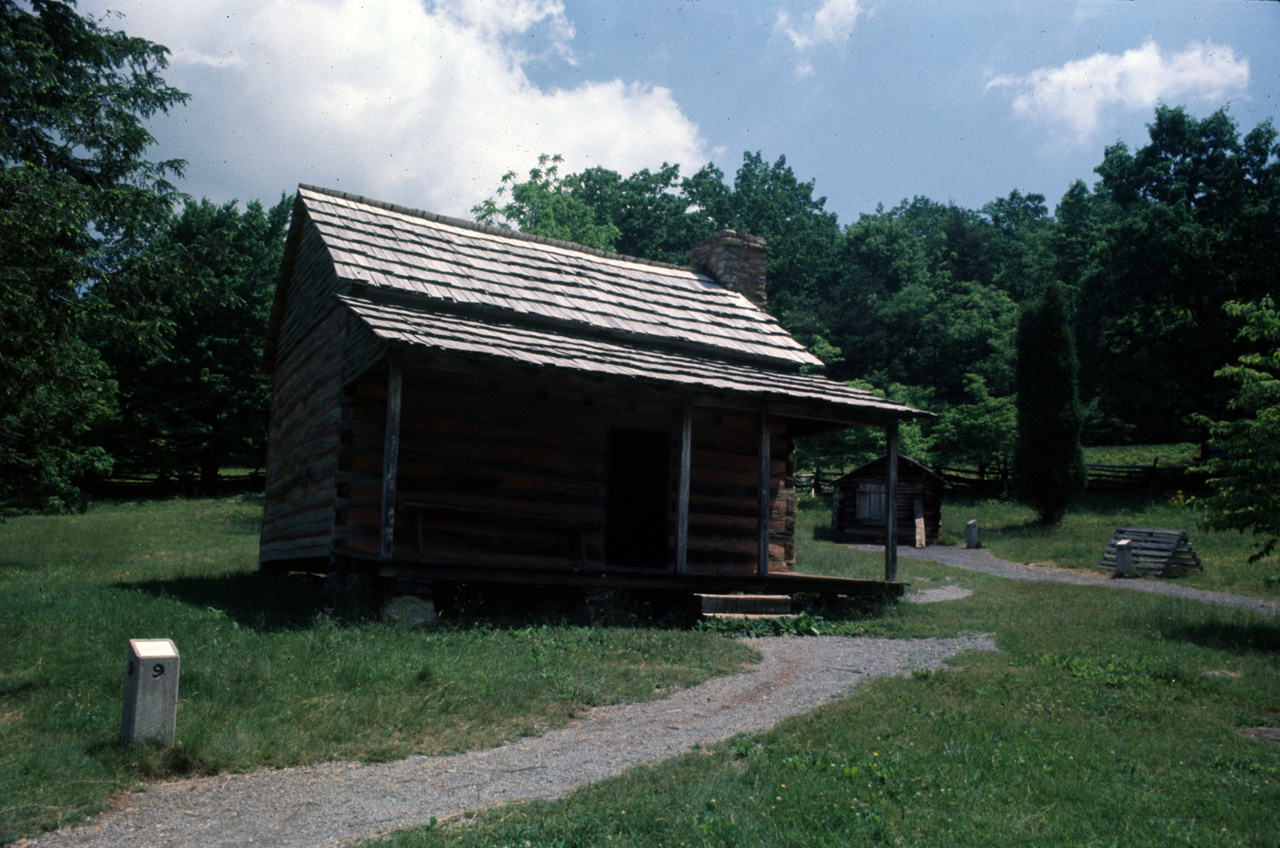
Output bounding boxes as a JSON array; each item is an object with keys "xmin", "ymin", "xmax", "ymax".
[
  {"xmin": 606, "ymin": 429, "xmax": 670, "ymax": 569},
  {"xmin": 856, "ymin": 482, "xmax": 887, "ymax": 526}
]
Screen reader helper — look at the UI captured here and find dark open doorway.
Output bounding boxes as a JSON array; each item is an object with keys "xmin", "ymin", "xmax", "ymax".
[{"xmin": 606, "ymin": 428, "xmax": 671, "ymax": 569}]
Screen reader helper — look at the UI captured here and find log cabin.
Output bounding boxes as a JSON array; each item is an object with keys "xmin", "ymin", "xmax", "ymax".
[
  {"xmin": 831, "ymin": 456, "xmax": 946, "ymax": 547},
  {"xmin": 259, "ymin": 185, "xmax": 929, "ymax": 604}
]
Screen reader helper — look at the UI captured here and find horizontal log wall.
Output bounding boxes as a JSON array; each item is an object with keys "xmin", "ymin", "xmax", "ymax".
[
  {"xmin": 335, "ymin": 360, "xmax": 797, "ymax": 575},
  {"xmin": 833, "ymin": 471, "xmax": 941, "ymax": 545},
  {"xmin": 260, "ymin": 221, "xmax": 348, "ymax": 566},
  {"xmin": 688, "ymin": 408, "xmax": 795, "ymax": 573}
]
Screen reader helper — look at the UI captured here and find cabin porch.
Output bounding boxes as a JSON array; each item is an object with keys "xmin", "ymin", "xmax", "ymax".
[
  {"xmin": 330, "ymin": 547, "xmax": 905, "ymax": 612},
  {"xmin": 327, "ymin": 352, "xmax": 914, "ymax": 589}
]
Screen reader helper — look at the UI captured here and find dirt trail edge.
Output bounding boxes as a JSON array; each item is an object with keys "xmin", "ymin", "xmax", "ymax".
[{"xmin": 24, "ymin": 634, "xmax": 995, "ymax": 848}]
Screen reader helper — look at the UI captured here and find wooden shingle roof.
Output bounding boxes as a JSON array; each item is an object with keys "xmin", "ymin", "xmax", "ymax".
[
  {"xmin": 266, "ymin": 184, "xmax": 929, "ymax": 425},
  {"xmin": 296, "ymin": 185, "xmax": 819, "ymax": 370},
  {"xmin": 339, "ymin": 293, "xmax": 922, "ymax": 425}
]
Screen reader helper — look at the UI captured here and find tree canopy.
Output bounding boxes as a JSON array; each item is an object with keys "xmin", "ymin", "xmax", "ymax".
[
  {"xmin": 1080, "ymin": 106, "xmax": 1280, "ymax": 442},
  {"xmin": 1, "ymin": 0, "xmax": 188, "ymax": 510},
  {"xmin": 92, "ymin": 196, "xmax": 291, "ymax": 490},
  {"xmin": 473, "ymin": 111, "xmax": 1278, "ymax": 484}
]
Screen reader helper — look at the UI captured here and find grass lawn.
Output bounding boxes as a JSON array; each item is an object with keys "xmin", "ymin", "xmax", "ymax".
[
  {"xmin": 2, "ymin": 494, "xmax": 1277, "ymax": 847},
  {"xmin": 365, "ymin": 497, "xmax": 1280, "ymax": 848},
  {"xmin": 0, "ymin": 497, "xmax": 751, "ymax": 843},
  {"xmin": 1082, "ymin": 442, "xmax": 1200, "ymax": 468},
  {"xmin": 937, "ymin": 494, "xmax": 1280, "ymax": 601}
]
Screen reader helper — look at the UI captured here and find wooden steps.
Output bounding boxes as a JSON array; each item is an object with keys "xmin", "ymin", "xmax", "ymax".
[
  {"xmin": 703, "ymin": 612, "xmax": 799, "ymax": 621},
  {"xmin": 694, "ymin": 593, "xmax": 791, "ymax": 617}
]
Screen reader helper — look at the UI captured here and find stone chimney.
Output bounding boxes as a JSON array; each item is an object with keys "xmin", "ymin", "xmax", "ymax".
[{"xmin": 686, "ymin": 230, "xmax": 769, "ymax": 309}]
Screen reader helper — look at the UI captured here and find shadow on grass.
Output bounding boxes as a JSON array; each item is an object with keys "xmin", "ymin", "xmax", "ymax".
[
  {"xmin": 114, "ymin": 572, "xmax": 702, "ymax": 633},
  {"xmin": 87, "ymin": 738, "xmax": 213, "ymax": 781},
  {"xmin": 0, "ymin": 557, "xmax": 43, "ymax": 573},
  {"xmin": 115, "ymin": 541, "xmax": 905, "ymax": 635},
  {"xmin": 1160, "ymin": 618, "xmax": 1280, "ymax": 655},
  {"xmin": 116, "ymin": 570, "xmax": 338, "ymax": 631},
  {"xmin": 810, "ymin": 524, "xmax": 842, "ymax": 543}
]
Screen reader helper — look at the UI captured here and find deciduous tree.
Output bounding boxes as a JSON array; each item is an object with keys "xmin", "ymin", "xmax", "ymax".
[
  {"xmin": 472, "ymin": 154, "xmax": 621, "ymax": 252},
  {"xmin": 93, "ymin": 196, "xmax": 290, "ymax": 490},
  {"xmin": 1082, "ymin": 106, "xmax": 1280, "ymax": 443},
  {"xmin": 1196, "ymin": 297, "xmax": 1280, "ymax": 563}
]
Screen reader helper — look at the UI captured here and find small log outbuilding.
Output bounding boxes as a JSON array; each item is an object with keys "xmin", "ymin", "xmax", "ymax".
[
  {"xmin": 831, "ymin": 456, "xmax": 945, "ymax": 547},
  {"xmin": 259, "ymin": 186, "xmax": 929, "ymax": 600}
]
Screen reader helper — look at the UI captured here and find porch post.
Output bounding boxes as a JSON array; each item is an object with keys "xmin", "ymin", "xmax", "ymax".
[
  {"xmin": 675, "ymin": 403, "xmax": 692, "ymax": 574},
  {"xmin": 757, "ymin": 410, "xmax": 771, "ymax": 576},
  {"xmin": 885, "ymin": 419, "xmax": 899, "ymax": 582},
  {"xmin": 380, "ymin": 359, "xmax": 403, "ymax": 560}
]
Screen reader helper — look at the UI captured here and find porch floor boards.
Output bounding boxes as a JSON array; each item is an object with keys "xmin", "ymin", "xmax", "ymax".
[{"xmin": 336, "ymin": 551, "xmax": 905, "ymax": 600}]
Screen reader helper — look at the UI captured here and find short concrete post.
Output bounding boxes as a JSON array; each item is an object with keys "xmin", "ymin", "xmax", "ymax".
[
  {"xmin": 121, "ymin": 639, "xmax": 180, "ymax": 746},
  {"xmin": 1115, "ymin": 539, "xmax": 1134, "ymax": 576},
  {"xmin": 965, "ymin": 520, "xmax": 978, "ymax": 549}
]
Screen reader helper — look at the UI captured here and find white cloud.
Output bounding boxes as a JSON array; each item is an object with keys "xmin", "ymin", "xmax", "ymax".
[
  {"xmin": 777, "ymin": 0, "xmax": 869, "ymax": 51},
  {"xmin": 988, "ymin": 41, "xmax": 1249, "ymax": 142},
  {"xmin": 79, "ymin": 0, "xmax": 706, "ymax": 217}
]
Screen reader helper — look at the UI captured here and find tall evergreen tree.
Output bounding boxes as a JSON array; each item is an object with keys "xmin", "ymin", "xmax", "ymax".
[
  {"xmin": 0, "ymin": 0, "xmax": 187, "ymax": 511},
  {"xmin": 1013, "ymin": 282, "xmax": 1087, "ymax": 524}
]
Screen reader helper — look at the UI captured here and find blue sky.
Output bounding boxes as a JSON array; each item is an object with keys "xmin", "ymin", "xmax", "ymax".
[{"xmin": 81, "ymin": 0, "xmax": 1279, "ymax": 227}]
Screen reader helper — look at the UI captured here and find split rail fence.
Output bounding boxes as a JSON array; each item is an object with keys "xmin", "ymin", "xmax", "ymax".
[{"xmin": 803, "ymin": 461, "xmax": 1206, "ymax": 500}]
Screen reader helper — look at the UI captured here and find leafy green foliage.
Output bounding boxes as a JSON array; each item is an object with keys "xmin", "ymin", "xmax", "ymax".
[
  {"xmin": 794, "ymin": 379, "xmax": 934, "ymax": 473},
  {"xmin": 571, "ymin": 162, "xmax": 715, "ymax": 264},
  {"xmin": 1081, "ymin": 106, "xmax": 1280, "ymax": 443},
  {"xmin": 930, "ymin": 374, "xmax": 1015, "ymax": 477},
  {"xmin": 473, "ymin": 108, "xmax": 1275, "ymax": 475},
  {"xmin": 1014, "ymin": 283, "xmax": 1087, "ymax": 524},
  {"xmin": 686, "ymin": 152, "xmax": 843, "ymax": 316},
  {"xmin": 1196, "ymin": 297, "xmax": 1280, "ymax": 563},
  {"xmin": 92, "ymin": 196, "xmax": 291, "ymax": 487},
  {"xmin": 0, "ymin": 0, "xmax": 188, "ymax": 511},
  {"xmin": 471, "ymin": 153, "xmax": 622, "ymax": 252}
]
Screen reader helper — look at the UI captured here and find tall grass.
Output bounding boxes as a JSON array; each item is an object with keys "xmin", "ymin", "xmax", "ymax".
[
  {"xmin": 0, "ymin": 497, "xmax": 751, "ymax": 842},
  {"xmin": 1082, "ymin": 442, "xmax": 1199, "ymax": 468}
]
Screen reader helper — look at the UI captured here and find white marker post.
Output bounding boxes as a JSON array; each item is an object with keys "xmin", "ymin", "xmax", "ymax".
[
  {"xmin": 1114, "ymin": 539, "xmax": 1134, "ymax": 577},
  {"xmin": 121, "ymin": 639, "xmax": 180, "ymax": 746},
  {"xmin": 965, "ymin": 520, "xmax": 979, "ymax": 549}
]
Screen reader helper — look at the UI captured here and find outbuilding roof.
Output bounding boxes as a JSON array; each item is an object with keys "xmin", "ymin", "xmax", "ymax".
[{"xmin": 834, "ymin": 455, "xmax": 947, "ymax": 485}]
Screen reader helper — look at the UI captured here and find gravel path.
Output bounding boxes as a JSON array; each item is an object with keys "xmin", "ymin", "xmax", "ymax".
[
  {"xmin": 24, "ymin": 634, "xmax": 995, "ymax": 848},
  {"xmin": 857, "ymin": 543, "xmax": 1279, "ymax": 616}
]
